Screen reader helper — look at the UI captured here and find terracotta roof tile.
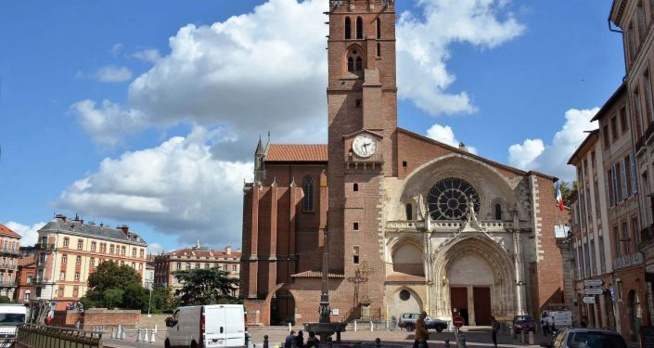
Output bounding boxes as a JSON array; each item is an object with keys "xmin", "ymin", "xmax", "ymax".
[
  {"xmin": 0, "ymin": 224, "xmax": 21, "ymax": 239},
  {"xmin": 291, "ymin": 270, "xmax": 344, "ymax": 278},
  {"xmin": 266, "ymin": 145, "xmax": 328, "ymax": 162}
]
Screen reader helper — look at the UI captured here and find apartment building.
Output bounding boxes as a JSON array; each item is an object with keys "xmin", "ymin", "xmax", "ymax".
[
  {"xmin": 153, "ymin": 242, "xmax": 241, "ymax": 293},
  {"xmin": 610, "ymin": 0, "xmax": 654, "ymax": 342},
  {"xmin": 34, "ymin": 214, "xmax": 148, "ymax": 310},
  {"xmin": 0, "ymin": 224, "xmax": 21, "ymax": 300}
]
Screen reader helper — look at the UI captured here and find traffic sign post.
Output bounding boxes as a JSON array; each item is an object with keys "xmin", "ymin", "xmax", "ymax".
[
  {"xmin": 584, "ymin": 279, "xmax": 604, "ymax": 287},
  {"xmin": 583, "ymin": 288, "xmax": 604, "ymax": 295},
  {"xmin": 582, "ymin": 296, "xmax": 596, "ymax": 304},
  {"xmin": 453, "ymin": 316, "xmax": 464, "ymax": 328}
]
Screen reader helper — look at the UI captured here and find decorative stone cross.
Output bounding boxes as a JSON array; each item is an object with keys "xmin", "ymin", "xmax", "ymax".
[{"xmin": 347, "ymin": 262, "xmax": 375, "ymax": 305}]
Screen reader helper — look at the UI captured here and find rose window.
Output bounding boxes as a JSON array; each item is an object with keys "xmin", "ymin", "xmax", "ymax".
[{"xmin": 427, "ymin": 177, "xmax": 480, "ymax": 220}]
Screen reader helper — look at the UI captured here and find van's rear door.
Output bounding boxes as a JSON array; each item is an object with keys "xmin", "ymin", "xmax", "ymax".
[{"xmin": 204, "ymin": 305, "xmax": 245, "ymax": 348}]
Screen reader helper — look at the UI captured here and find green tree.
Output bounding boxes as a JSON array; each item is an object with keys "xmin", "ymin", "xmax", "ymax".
[
  {"xmin": 82, "ymin": 261, "xmax": 144, "ymax": 309},
  {"xmin": 173, "ymin": 267, "xmax": 239, "ymax": 305},
  {"xmin": 559, "ymin": 180, "xmax": 577, "ymax": 207}
]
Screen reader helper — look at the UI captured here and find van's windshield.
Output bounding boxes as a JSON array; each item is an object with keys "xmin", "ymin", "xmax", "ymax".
[{"xmin": 0, "ymin": 314, "xmax": 26, "ymax": 325}]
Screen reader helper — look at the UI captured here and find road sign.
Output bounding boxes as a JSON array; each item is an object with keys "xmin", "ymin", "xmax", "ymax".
[
  {"xmin": 584, "ymin": 288, "xmax": 604, "ymax": 295},
  {"xmin": 453, "ymin": 316, "xmax": 464, "ymax": 328},
  {"xmin": 583, "ymin": 296, "xmax": 596, "ymax": 304},
  {"xmin": 584, "ymin": 279, "xmax": 604, "ymax": 287}
]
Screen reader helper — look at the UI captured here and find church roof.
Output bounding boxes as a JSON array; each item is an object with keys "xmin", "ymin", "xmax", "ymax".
[
  {"xmin": 0, "ymin": 223, "xmax": 21, "ymax": 239},
  {"xmin": 291, "ymin": 270, "xmax": 344, "ymax": 279},
  {"xmin": 265, "ymin": 144, "xmax": 328, "ymax": 162}
]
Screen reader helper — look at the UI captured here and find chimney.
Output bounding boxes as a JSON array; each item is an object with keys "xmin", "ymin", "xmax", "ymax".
[
  {"xmin": 225, "ymin": 246, "xmax": 232, "ymax": 255},
  {"xmin": 119, "ymin": 225, "xmax": 129, "ymax": 236},
  {"xmin": 458, "ymin": 142, "xmax": 468, "ymax": 152},
  {"xmin": 55, "ymin": 214, "xmax": 67, "ymax": 223}
]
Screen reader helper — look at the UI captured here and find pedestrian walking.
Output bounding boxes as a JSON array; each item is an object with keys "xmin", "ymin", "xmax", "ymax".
[
  {"xmin": 295, "ymin": 330, "xmax": 304, "ymax": 348},
  {"xmin": 491, "ymin": 316, "xmax": 499, "ymax": 347},
  {"xmin": 285, "ymin": 330, "xmax": 296, "ymax": 348},
  {"xmin": 412, "ymin": 311, "xmax": 429, "ymax": 348}
]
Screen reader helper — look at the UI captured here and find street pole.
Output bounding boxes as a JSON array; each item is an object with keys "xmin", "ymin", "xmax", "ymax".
[{"xmin": 148, "ymin": 284, "xmax": 152, "ymax": 317}]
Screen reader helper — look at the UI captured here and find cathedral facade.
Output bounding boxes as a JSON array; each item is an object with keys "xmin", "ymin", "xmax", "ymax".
[{"xmin": 241, "ymin": 0, "xmax": 564, "ymax": 326}]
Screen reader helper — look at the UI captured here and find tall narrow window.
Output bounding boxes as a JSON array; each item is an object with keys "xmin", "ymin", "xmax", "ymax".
[
  {"xmin": 644, "ymin": 70, "xmax": 654, "ymax": 125},
  {"xmin": 637, "ymin": 2, "xmax": 646, "ymax": 43},
  {"xmin": 376, "ymin": 18, "xmax": 381, "ymax": 39},
  {"xmin": 634, "ymin": 88, "xmax": 644, "ymax": 137},
  {"xmin": 348, "ymin": 57, "xmax": 354, "ymax": 72},
  {"xmin": 620, "ymin": 106, "xmax": 628, "ymax": 133},
  {"xmin": 611, "ymin": 116, "xmax": 618, "ymax": 142},
  {"xmin": 303, "ymin": 177, "xmax": 314, "ymax": 212},
  {"xmin": 376, "ymin": 42, "xmax": 381, "ymax": 58},
  {"xmin": 622, "ymin": 221, "xmax": 631, "ymax": 254},
  {"xmin": 494, "ymin": 204, "xmax": 502, "ymax": 220},
  {"xmin": 356, "ymin": 57, "xmax": 363, "ymax": 72},
  {"xmin": 345, "ymin": 17, "xmax": 351, "ymax": 39},
  {"xmin": 353, "ymin": 183, "xmax": 359, "ymax": 191},
  {"xmin": 353, "ymin": 246, "xmax": 360, "ymax": 264},
  {"xmin": 405, "ymin": 203, "xmax": 413, "ymax": 220},
  {"xmin": 356, "ymin": 17, "xmax": 363, "ymax": 39}
]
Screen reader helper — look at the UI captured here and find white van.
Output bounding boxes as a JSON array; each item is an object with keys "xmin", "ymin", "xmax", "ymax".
[
  {"xmin": 164, "ymin": 304, "xmax": 246, "ymax": 348},
  {"xmin": 0, "ymin": 304, "xmax": 26, "ymax": 348}
]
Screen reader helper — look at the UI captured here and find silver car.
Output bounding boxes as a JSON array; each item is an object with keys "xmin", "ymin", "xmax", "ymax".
[{"xmin": 539, "ymin": 327, "xmax": 628, "ymax": 348}]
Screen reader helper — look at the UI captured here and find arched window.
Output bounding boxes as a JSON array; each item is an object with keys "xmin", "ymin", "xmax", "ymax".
[
  {"xmin": 353, "ymin": 183, "xmax": 359, "ymax": 192},
  {"xmin": 376, "ymin": 18, "xmax": 381, "ymax": 39},
  {"xmin": 495, "ymin": 204, "xmax": 502, "ymax": 220},
  {"xmin": 345, "ymin": 17, "xmax": 352, "ymax": 39},
  {"xmin": 347, "ymin": 48, "xmax": 364, "ymax": 75},
  {"xmin": 356, "ymin": 17, "xmax": 363, "ymax": 39},
  {"xmin": 405, "ymin": 203, "xmax": 413, "ymax": 220},
  {"xmin": 303, "ymin": 177, "xmax": 314, "ymax": 212}
]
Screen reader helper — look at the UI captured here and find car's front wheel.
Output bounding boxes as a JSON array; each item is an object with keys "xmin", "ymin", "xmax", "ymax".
[
  {"xmin": 405, "ymin": 323, "xmax": 415, "ymax": 332},
  {"xmin": 436, "ymin": 327, "xmax": 444, "ymax": 333}
]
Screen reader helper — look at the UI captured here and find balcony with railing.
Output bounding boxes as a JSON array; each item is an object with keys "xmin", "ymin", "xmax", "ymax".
[
  {"xmin": 614, "ymin": 252, "xmax": 644, "ymax": 270},
  {"xmin": 386, "ymin": 219, "xmax": 520, "ymax": 233},
  {"xmin": 35, "ymin": 243, "xmax": 56, "ymax": 251}
]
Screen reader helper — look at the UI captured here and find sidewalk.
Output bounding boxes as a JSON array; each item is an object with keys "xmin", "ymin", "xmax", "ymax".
[{"xmin": 247, "ymin": 325, "xmax": 545, "ymax": 347}]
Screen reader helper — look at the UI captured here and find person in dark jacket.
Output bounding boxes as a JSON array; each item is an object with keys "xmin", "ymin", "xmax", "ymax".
[
  {"xmin": 295, "ymin": 330, "xmax": 304, "ymax": 348},
  {"xmin": 284, "ymin": 330, "xmax": 296, "ymax": 348},
  {"xmin": 306, "ymin": 331, "xmax": 319, "ymax": 348}
]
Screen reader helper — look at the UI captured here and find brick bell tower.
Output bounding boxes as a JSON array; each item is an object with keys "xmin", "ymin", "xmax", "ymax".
[{"xmin": 326, "ymin": 0, "xmax": 397, "ymax": 312}]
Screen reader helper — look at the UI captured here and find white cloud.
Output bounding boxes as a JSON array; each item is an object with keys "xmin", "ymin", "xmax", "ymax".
[
  {"xmin": 73, "ymin": 0, "xmax": 524, "ymax": 157},
  {"xmin": 507, "ymin": 108, "xmax": 599, "ymax": 181},
  {"xmin": 55, "ymin": 126, "xmax": 253, "ymax": 247},
  {"xmin": 110, "ymin": 43, "xmax": 124, "ymax": 56},
  {"xmin": 148, "ymin": 243, "xmax": 164, "ymax": 255},
  {"xmin": 133, "ymin": 49, "xmax": 161, "ymax": 63},
  {"xmin": 71, "ymin": 99, "xmax": 148, "ymax": 147},
  {"xmin": 426, "ymin": 123, "xmax": 478, "ymax": 154},
  {"xmin": 96, "ymin": 65, "xmax": 132, "ymax": 83},
  {"xmin": 396, "ymin": 0, "xmax": 525, "ymax": 116},
  {"xmin": 508, "ymin": 139, "xmax": 545, "ymax": 170},
  {"xmin": 5, "ymin": 221, "xmax": 45, "ymax": 247}
]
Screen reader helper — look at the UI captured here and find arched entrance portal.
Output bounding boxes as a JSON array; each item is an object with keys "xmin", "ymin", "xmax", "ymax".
[
  {"xmin": 270, "ymin": 288, "xmax": 296, "ymax": 325},
  {"xmin": 433, "ymin": 235, "xmax": 515, "ymax": 324}
]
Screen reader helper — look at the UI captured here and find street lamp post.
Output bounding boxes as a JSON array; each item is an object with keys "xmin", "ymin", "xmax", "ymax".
[{"xmin": 147, "ymin": 283, "xmax": 153, "ymax": 317}]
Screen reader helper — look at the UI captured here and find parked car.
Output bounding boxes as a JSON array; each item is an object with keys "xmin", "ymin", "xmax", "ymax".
[
  {"xmin": 539, "ymin": 327, "xmax": 628, "ymax": 348},
  {"xmin": 512, "ymin": 315, "xmax": 536, "ymax": 336},
  {"xmin": 398, "ymin": 312, "xmax": 448, "ymax": 332}
]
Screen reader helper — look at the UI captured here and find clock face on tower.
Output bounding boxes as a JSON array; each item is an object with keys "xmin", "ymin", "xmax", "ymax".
[{"xmin": 352, "ymin": 134, "xmax": 377, "ymax": 158}]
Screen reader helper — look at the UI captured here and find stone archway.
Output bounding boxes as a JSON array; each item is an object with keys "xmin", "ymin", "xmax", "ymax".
[
  {"xmin": 261, "ymin": 284, "xmax": 296, "ymax": 326},
  {"xmin": 386, "ymin": 287, "xmax": 423, "ymax": 323},
  {"xmin": 432, "ymin": 235, "xmax": 515, "ymax": 323}
]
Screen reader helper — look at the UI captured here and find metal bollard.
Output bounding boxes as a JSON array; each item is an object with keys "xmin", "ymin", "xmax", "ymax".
[
  {"xmin": 528, "ymin": 331, "xmax": 535, "ymax": 344},
  {"xmin": 154, "ymin": 324, "xmax": 158, "ymax": 335},
  {"xmin": 111, "ymin": 328, "xmax": 116, "ymax": 339},
  {"xmin": 264, "ymin": 335, "xmax": 269, "ymax": 348},
  {"xmin": 444, "ymin": 338, "xmax": 450, "ymax": 348},
  {"xmin": 520, "ymin": 330, "xmax": 525, "ymax": 343},
  {"xmin": 150, "ymin": 328, "xmax": 156, "ymax": 343},
  {"xmin": 137, "ymin": 328, "xmax": 142, "ymax": 342},
  {"xmin": 370, "ymin": 321, "xmax": 373, "ymax": 331},
  {"xmin": 354, "ymin": 321, "xmax": 358, "ymax": 332},
  {"xmin": 375, "ymin": 338, "xmax": 381, "ymax": 348},
  {"xmin": 121, "ymin": 327, "xmax": 126, "ymax": 340}
]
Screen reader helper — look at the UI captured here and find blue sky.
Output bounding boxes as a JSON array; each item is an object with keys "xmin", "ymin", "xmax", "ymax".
[{"xmin": 0, "ymin": 0, "xmax": 624, "ymax": 253}]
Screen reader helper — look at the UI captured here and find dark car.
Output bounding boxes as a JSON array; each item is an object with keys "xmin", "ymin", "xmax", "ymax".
[
  {"xmin": 512, "ymin": 315, "xmax": 536, "ymax": 336},
  {"xmin": 539, "ymin": 327, "xmax": 628, "ymax": 348},
  {"xmin": 397, "ymin": 312, "xmax": 448, "ymax": 332}
]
